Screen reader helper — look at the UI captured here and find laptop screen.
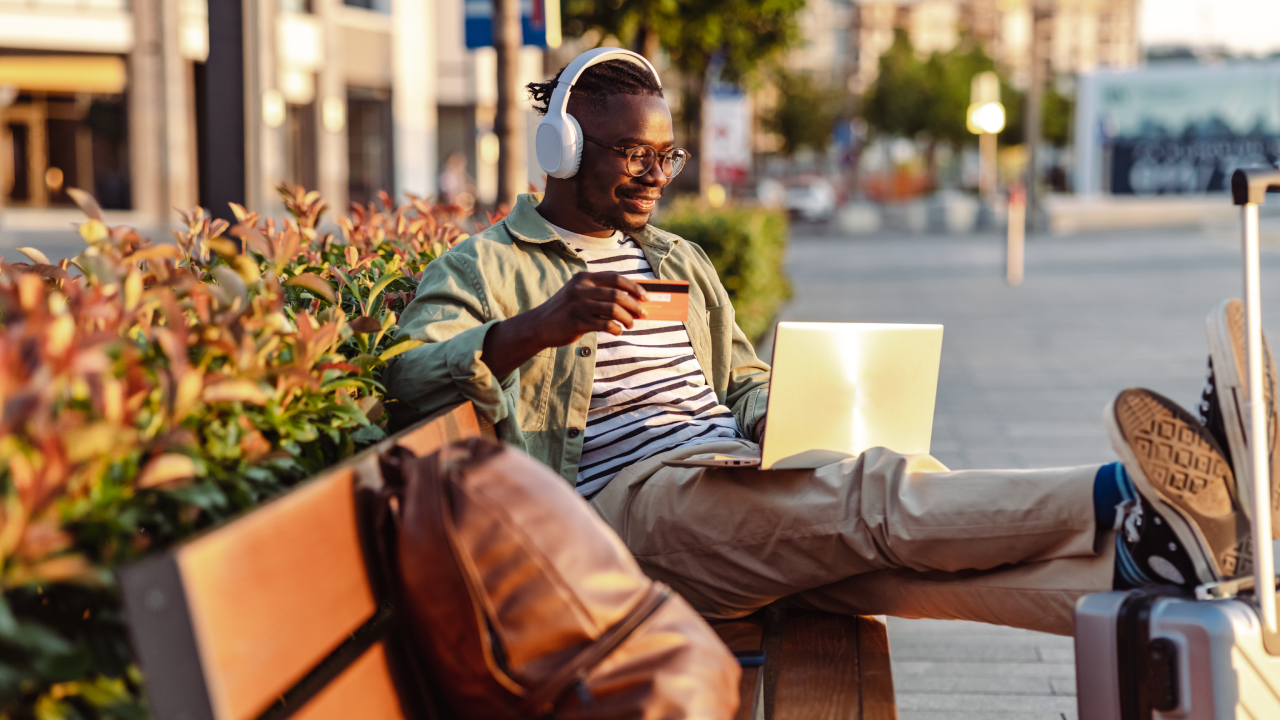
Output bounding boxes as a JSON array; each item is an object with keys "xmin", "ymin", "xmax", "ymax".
[{"xmin": 761, "ymin": 322, "xmax": 944, "ymax": 470}]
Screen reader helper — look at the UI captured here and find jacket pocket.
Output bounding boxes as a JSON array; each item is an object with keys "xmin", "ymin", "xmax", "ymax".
[{"xmin": 517, "ymin": 347, "xmax": 556, "ymax": 432}]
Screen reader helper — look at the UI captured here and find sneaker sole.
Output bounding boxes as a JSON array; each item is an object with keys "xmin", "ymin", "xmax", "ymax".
[
  {"xmin": 1105, "ymin": 388, "xmax": 1250, "ymax": 582},
  {"xmin": 1206, "ymin": 298, "xmax": 1280, "ymax": 539}
]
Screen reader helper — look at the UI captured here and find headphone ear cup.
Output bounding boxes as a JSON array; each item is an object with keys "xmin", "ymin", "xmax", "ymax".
[
  {"xmin": 535, "ymin": 115, "xmax": 565, "ymax": 176},
  {"xmin": 564, "ymin": 114, "xmax": 584, "ymax": 178}
]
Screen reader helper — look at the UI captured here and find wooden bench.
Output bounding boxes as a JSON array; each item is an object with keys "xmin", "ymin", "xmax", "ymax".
[{"xmin": 120, "ymin": 402, "xmax": 896, "ymax": 719}]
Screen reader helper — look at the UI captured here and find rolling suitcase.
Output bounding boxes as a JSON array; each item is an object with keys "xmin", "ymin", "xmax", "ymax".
[{"xmin": 1073, "ymin": 168, "xmax": 1280, "ymax": 719}]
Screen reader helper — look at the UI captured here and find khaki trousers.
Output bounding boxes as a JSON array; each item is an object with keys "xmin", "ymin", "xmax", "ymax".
[{"xmin": 590, "ymin": 439, "xmax": 1115, "ymax": 636}]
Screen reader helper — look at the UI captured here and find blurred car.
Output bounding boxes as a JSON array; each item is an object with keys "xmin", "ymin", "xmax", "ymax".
[{"xmin": 783, "ymin": 177, "xmax": 837, "ymax": 221}]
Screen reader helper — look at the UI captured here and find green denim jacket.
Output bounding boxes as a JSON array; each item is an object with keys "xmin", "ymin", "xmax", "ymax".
[{"xmin": 383, "ymin": 194, "xmax": 771, "ymax": 485}]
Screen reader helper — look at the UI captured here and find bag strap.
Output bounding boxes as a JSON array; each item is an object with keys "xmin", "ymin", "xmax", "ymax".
[
  {"xmin": 362, "ymin": 445, "xmax": 450, "ymax": 720},
  {"xmin": 519, "ymin": 582, "xmax": 673, "ymax": 717}
]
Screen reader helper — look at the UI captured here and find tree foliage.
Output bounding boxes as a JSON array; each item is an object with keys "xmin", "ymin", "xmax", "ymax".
[
  {"xmin": 861, "ymin": 30, "xmax": 1072, "ymax": 148},
  {"xmin": 762, "ymin": 70, "xmax": 850, "ymax": 155},
  {"xmin": 561, "ymin": 0, "xmax": 806, "ymax": 81}
]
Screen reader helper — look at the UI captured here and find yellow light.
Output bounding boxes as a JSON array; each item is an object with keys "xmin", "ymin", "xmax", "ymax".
[
  {"xmin": 262, "ymin": 90, "xmax": 286, "ymax": 128},
  {"xmin": 0, "ymin": 56, "xmax": 126, "ymax": 94},
  {"xmin": 967, "ymin": 102, "xmax": 1006, "ymax": 135},
  {"xmin": 479, "ymin": 132, "xmax": 500, "ymax": 164},
  {"xmin": 44, "ymin": 167, "xmax": 64, "ymax": 192},
  {"xmin": 544, "ymin": 0, "xmax": 562, "ymax": 49},
  {"xmin": 322, "ymin": 97, "xmax": 345, "ymax": 133},
  {"xmin": 707, "ymin": 183, "xmax": 727, "ymax": 208}
]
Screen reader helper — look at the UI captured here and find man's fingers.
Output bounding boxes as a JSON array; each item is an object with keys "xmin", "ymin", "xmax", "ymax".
[
  {"xmin": 581, "ymin": 286, "xmax": 647, "ymax": 319},
  {"xmin": 587, "ymin": 272, "xmax": 649, "ymax": 301},
  {"xmin": 582, "ymin": 301, "xmax": 637, "ymax": 330},
  {"xmin": 586, "ymin": 314, "xmax": 625, "ymax": 336}
]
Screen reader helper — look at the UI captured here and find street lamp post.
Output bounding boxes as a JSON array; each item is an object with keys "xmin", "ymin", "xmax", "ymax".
[
  {"xmin": 967, "ymin": 71, "xmax": 1004, "ymax": 206},
  {"xmin": 968, "ymin": 71, "xmax": 1022, "ymax": 285}
]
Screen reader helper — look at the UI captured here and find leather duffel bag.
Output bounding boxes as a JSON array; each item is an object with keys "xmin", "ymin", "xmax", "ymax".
[{"xmin": 372, "ymin": 436, "xmax": 740, "ymax": 719}]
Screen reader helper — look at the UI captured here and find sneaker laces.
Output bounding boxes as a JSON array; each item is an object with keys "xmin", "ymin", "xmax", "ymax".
[
  {"xmin": 1120, "ymin": 499, "xmax": 1142, "ymax": 543},
  {"xmin": 1198, "ymin": 359, "xmax": 1216, "ymax": 424}
]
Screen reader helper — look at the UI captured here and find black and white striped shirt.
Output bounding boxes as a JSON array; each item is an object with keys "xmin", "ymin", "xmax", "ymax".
[{"xmin": 550, "ymin": 224, "xmax": 742, "ymax": 497}]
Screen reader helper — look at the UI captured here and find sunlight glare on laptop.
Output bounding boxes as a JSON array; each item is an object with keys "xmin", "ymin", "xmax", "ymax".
[{"xmin": 761, "ymin": 322, "xmax": 944, "ymax": 470}]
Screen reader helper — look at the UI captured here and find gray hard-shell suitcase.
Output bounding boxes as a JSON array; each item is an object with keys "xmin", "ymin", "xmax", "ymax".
[{"xmin": 1073, "ymin": 168, "xmax": 1280, "ymax": 720}]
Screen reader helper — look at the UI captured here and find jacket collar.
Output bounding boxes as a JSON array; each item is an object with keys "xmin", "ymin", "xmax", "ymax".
[{"xmin": 502, "ymin": 193, "xmax": 680, "ymax": 250}]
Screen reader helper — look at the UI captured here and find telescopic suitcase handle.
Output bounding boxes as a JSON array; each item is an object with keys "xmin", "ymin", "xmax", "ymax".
[{"xmin": 1231, "ymin": 167, "xmax": 1280, "ymax": 651}]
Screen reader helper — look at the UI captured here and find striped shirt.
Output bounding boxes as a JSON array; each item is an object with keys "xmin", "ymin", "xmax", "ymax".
[{"xmin": 549, "ymin": 224, "xmax": 742, "ymax": 497}]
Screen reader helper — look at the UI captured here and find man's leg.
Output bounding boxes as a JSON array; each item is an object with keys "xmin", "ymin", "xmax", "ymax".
[
  {"xmin": 590, "ymin": 437, "xmax": 1102, "ymax": 622},
  {"xmin": 785, "ymin": 537, "xmax": 1116, "ymax": 636},
  {"xmin": 591, "ymin": 389, "xmax": 1248, "ymax": 633}
]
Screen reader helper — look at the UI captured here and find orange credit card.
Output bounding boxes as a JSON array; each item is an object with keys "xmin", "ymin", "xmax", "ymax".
[{"xmin": 637, "ymin": 280, "xmax": 690, "ymax": 322}]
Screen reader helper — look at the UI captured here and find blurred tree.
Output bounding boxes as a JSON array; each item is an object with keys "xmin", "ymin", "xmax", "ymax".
[
  {"xmin": 1041, "ymin": 84, "xmax": 1073, "ymax": 147},
  {"xmin": 997, "ymin": 83, "xmax": 1071, "ymax": 147},
  {"xmin": 763, "ymin": 70, "xmax": 850, "ymax": 155},
  {"xmin": 562, "ymin": 0, "xmax": 804, "ymax": 78},
  {"xmin": 861, "ymin": 29, "xmax": 930, "ymax": 141},
  {"xmin": 919, "ymin": 41, "xmax": 996, "ymax": 147},
  {"xmin": 861, "ymin": 31, "xmax": 1073, "ymax": 182}
]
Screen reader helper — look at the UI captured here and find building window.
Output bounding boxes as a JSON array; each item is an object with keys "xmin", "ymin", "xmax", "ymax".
[
  {"xmin": 347, "ymin": 87, "xmax": 393, "ymax": 206},
  {"xmin": 343, "ymin": 0, "xmax": 390, "ymax": 12},
  {"xmin": 284, "ymin": 101, "xmax": 318, "ymax": 191},
  {"xmin": 3, "ymin": 93, "xmax": 130, "ymax": 209}
]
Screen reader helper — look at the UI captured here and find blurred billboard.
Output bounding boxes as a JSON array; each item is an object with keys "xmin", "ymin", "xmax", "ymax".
[{"xmin": 1074, "ymin": 62, "xmax": 1280, "ymax": 196}]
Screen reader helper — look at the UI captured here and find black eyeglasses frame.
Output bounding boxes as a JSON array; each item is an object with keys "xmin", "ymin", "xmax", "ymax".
[{"xmin": 582, "ymin": 135, "xmax": 690, "ymax": 179}]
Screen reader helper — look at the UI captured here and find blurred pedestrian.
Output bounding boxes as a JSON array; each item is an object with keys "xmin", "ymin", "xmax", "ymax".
[{"xmin": 438, "ymin": 151, "xmax": 476, "ymax": 212}]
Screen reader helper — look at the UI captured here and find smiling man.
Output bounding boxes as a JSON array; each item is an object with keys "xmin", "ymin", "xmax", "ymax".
[{"xmin": 384, "ymin": 53, "xmax": 1259, "ymax": 637}]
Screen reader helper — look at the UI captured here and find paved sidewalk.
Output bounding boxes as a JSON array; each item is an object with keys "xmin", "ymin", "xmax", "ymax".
[{"xmin": 779, "ymin": 224, "xmax": 1280, "ymax": 720}]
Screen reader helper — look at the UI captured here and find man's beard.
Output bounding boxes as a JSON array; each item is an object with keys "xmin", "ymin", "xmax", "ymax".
[{"xmin": 574, "ymin": 181, "xmax": 659, "ymax": 233}]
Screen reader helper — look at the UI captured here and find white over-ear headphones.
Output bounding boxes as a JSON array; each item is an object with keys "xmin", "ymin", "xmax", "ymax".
[{"xmin": 535, "ymin": 47, "xmax": 662, "ymax": 179}]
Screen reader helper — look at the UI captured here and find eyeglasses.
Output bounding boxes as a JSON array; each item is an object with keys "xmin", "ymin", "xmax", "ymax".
[{"xmin": 583, "ymin": 135, "xmax": 691, "ymax": 179}]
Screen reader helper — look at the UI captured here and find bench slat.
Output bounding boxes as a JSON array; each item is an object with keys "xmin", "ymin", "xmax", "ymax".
[
  {"xmin": 856, "ymin": 617, "xmax": 898, "ymax": 720},
  {"xmin": 710, "ymin": 615, "xmax": 766, "ymax": 720},
  {"xmin": 385, "ymin": 402, "xmax": 484, "ymax": 457},
  {"xmin": 179, "ymin": 461, "xmax": 377, "ymax": 720},
  {"xmin": 122, "ymin": 403, "xmax": 486, "ymax": 720},
  {"xmin": 773, "ymin": 611, "xmax": 863, "ymax": 720},
  {"xmin": 291, "ymin": 642, "xmax": 410, "ymax": 720}
]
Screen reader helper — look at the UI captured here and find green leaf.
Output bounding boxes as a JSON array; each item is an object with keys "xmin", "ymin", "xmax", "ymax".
[
  {"xmin": 365, "ymin": 271, "xmax": 404, "ymax": 311},
  {"xmin": 351, "ymin": 424, "xmax": 387, "ymax": 443},
  {"xmin": 285, "ymin": 273, "xmax": 338, "ymax": 304},
  {"xmin": 379, "ymin": 339, "xmax": 423, "ymax": 361},
  {"xmin": 320, "ymin": 378, "xmax": 369, "ymax": 393},
  {"xmin": 350, "ymin": 353, "xmax": 383, "ymax": 371},
  {"xmin": 332, "ymin": 267, "xmax": 363, "ymax": 313}
]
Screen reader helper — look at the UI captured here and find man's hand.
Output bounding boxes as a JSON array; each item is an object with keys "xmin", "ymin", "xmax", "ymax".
[{"xmin": 481, "ymin": 272, "xmax": 649, "ymax": 379}]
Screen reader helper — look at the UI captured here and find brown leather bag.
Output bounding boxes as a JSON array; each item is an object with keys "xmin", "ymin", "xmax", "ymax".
[{"xmin": 374, "ymin": 437, "xmax": 740, "ymax": 719}]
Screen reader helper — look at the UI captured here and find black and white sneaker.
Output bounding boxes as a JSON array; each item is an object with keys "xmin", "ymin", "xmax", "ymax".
[
  {"xmin": 1107, "ymin": 388, "xmax": 1251, "ymax": 584},
  {"xmin": 1199, "ymin": 298, "xmax": 1280, "ymax": 540}
]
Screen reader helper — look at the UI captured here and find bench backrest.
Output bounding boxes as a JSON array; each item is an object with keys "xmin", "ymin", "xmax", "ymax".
[{"xmin": 120, "ymin": 403, "xmax": 485, "ymax": 720}]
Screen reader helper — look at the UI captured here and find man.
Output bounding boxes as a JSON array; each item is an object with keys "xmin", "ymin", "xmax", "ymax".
[{"xmin": 386, "ymin": 56, "xmax": 1271, "ymax": 636}]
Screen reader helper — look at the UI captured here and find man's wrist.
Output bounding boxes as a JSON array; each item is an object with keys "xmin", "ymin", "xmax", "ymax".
[{"xmin": 481, "ymin": 312, "xmax": 549, "ymax": 379}]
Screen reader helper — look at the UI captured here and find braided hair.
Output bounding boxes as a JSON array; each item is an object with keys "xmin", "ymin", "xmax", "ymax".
[{"xmin": 526, "ymin": 59, "xmax": 663, "ymax": 117}]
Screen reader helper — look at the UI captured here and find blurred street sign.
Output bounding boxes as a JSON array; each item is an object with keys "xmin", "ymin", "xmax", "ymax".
[
  {"xmin": 704, "ymin": 90, "xmax": 751, "ymax": 185},
  {"xmin": 465, "ymin": 0, "xmax": 561, "ymax": 49}
]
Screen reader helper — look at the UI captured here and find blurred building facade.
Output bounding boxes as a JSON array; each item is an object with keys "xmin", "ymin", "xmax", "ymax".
[
  {"xmin": 0, "ymin": 0, "xmax": 548, "ymax": 229},
  {"xmin": 850, "ymin": 0, "xmax": 1140, "ymax": 93}
]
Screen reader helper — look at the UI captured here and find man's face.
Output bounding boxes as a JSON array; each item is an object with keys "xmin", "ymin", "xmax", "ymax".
[{"xmin": 571, "ymin": 94, "xmax": 675, "ymax": 233}]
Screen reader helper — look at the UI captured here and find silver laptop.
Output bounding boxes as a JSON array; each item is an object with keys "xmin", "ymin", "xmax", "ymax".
[{"xmin": 664, "ymin": 322, "xmax": 944, "ymax": 470}]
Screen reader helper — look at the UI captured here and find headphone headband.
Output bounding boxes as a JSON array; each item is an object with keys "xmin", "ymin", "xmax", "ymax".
[
  {"xmin": 545, "ymin": 48, "xmax": 661, "ymax": 119},
  {"xmin": 536, "ymin": 47, "xmax": 662, "ymax": 180}
]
